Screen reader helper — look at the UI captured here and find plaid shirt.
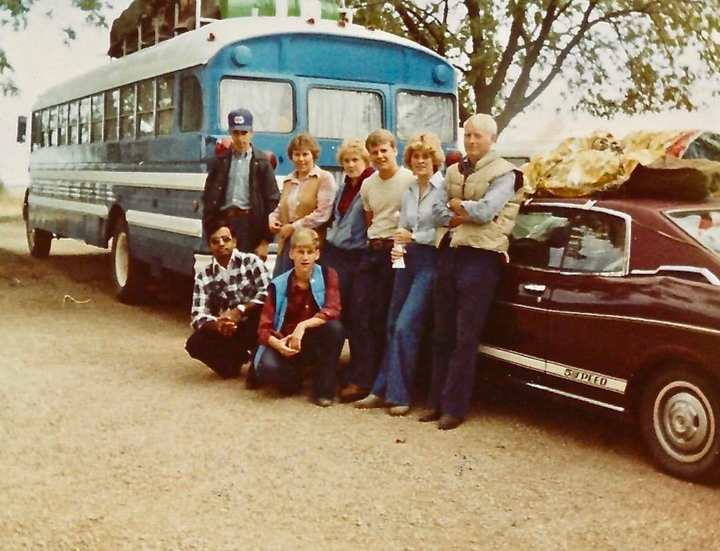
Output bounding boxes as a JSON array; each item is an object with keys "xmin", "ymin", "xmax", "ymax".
[{"xmin": 191, "ymin": 250, "xmax": 271, "ymax": 331}]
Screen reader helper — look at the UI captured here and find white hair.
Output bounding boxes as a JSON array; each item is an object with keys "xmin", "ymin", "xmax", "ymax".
[{"xmin": 463, "ymin": 114, "xmax": 497, "ymax": 138}]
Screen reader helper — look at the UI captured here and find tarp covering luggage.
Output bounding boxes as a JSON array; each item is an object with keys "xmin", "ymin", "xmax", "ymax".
[{"xmin": 523, "ymin": 130, "xmax": 720, "ymax": 199}]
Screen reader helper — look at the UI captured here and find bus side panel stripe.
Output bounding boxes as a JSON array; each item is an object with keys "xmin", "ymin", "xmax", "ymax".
[
  {"xmin": 29, "ymin": 170, "xmax": 207, "ymax": 191},
  {"xmin": 28, "ymin": 195, "xmax": 109, "ymax": 217},
  {"xmin": 126, "ymin": 210, "xmax": 203, "ymax": 237}
]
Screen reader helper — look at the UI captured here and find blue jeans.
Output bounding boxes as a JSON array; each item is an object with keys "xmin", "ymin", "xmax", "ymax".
[
  {"xmin": 429, "ymin": 246, "xmax": 503, "ymax": 419},
  {"xmin": 320, "ymin": 243, "xmax": 364, "ymax": 331},
  {"xmin": 371, "ymin": 244, "xmax": 438, "ymax": 406},
  {"xmin": 347, "ymin": 246, "xmax": 395, "ymax": 389},
  {"xmin": 256, "ymin": 320, "xmax": 344, "ymax": 401}
]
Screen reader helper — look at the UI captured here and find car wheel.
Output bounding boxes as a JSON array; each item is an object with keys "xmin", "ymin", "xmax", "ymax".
[
  {"xmin": 26, "ymin": 218, "xmax": 52, "ymax": 258},
  {"xmin": 640, "ymin": 368, "xmax": 720, "ymax": 482},
  {"xmin": 111, "ymin": 218, "xmax": 147, "ymax": 304}
]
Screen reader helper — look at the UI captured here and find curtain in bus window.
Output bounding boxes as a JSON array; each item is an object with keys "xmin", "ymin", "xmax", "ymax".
[
  {"xmin": 219, "ymin": 79, "xmax": 293, "ymax": 133},
  {"xmin": 48, "ymin": 107, "xmax": 57, "ymax": 146},
  {"xmin": 308, "ymin": 88, "xmax": 381, "ymax": 140},
  {"xmin": 396, "ymin": 93, "xmax": 454, "ymax": 144},
  {"xmin": 57, "ymin": 104, "xmax": 67, "ymax": 146},
  {"xmin": 68, "ymin": 102, "xmax": 79, "ymax": 145}
]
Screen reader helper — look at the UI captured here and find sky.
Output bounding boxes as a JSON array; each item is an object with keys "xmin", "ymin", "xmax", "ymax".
[{"xmin": 0, "ymin": 0, "xmax": 719, "ymax": 187}]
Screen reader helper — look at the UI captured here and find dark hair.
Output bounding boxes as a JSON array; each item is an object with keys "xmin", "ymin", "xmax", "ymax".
[{"xmin": 205, "ymin": 218, "xmax": 235, "ymax": 243}]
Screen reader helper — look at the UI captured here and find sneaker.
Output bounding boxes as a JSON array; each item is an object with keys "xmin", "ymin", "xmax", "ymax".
[
  {"xmin": 438, "ymin": 413, "xmax": 463, "ymax": 430},
  {"xmin": 315, "ymin": 398, "xmax": 334, "ymax": 408},
  {"xmin": 389, "ymin": 405, "xmax": 410, "ymax": 416},
  {"xmin": 353, "ymin": 394, "xmax": 385, "ymax": 409},
  {"xmin": 339, "ymin": 383, "xmax": 369, "ymax": 403}
]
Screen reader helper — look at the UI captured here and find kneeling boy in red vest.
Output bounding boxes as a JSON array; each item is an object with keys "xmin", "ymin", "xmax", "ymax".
[{"xmin": 255, "ymin": 228, "xmax": 344, "ymax": 406}]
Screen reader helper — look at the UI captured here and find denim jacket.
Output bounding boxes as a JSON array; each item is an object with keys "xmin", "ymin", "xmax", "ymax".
[{"xmin": 325, "ymin": 168, "xmax": 373, "ymax": 250}]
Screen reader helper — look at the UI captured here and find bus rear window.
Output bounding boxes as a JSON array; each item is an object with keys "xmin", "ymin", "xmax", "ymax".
[
  {"xmin": 220, "ymin": 79, "xmax": 293, "ymax": 133},
  {"xmin": 397, "ymin": 92, "xmax": 455, "ymax": 144},
  {"xmin": 308, "ymin": 88, "xmax": 382, "ymax": 140}
]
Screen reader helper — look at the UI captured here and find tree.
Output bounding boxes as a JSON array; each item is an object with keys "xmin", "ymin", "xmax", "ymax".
[
  {"xmin": 350, "ymin": 0, "xmax": 720, "ymax": 133},
  {"xmin": 0, "ymin": 0, "xmax": 108, "ymax": 95}
]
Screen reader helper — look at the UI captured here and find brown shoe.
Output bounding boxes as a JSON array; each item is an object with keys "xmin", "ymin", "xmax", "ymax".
[
  {"xmin": 438, "ymin": 413, "xmax": 463, "ymax": 430},
  {"xmin": 339, "ymin": 383, "xmax": 369, "ymax": 403},
  {"xmin": 418, "ymin": 409, "xmax": 441, "ymax": 423}
]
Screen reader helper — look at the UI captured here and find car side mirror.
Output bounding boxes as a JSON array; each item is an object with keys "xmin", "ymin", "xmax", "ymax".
[{"xmin": 16, "ymin": 116, "xmax": 27, "ymax": 144}]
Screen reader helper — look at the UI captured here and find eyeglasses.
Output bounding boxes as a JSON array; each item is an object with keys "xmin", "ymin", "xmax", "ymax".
[{"xmin": 210, "ymin": 236, "xmax": 233, "ymax": 245}]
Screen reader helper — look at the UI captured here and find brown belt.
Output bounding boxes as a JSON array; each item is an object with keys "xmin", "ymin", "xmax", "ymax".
[
  {"xmin": 367, "ymin": 238, "xmax": 394, "ymax": 250},
  {"xmin": 222, "ymin": 207, "xmax": 251, "ymax": 218}
]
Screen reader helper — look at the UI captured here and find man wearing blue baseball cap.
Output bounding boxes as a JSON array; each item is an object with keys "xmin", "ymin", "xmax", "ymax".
[{"xmin": 203, "ymin": 108, "xmax": 279, "ymax": 259}]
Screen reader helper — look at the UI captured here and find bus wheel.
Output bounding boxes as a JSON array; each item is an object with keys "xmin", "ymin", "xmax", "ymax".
[
  {"xmin": 111, "ymin": 219, "xmax": 147, "ymax": 304},
  {"xmin": 26, "ymin": 219, "xmax": 52, "ymax": 258}
]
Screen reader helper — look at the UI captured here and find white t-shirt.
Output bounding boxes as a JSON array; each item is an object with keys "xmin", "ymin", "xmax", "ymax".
[{"xmin": 360, "ymin": 167, "xmax": 415, "ymax": 239}]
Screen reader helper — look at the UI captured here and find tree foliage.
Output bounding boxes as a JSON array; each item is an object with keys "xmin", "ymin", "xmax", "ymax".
[
  {"xmin": 350, "ymin": 0, "xmax": 720, "ymax": 133},
  {"xmin": 0, "ymin": 0, "xmax": 107, "ymax": 95}
]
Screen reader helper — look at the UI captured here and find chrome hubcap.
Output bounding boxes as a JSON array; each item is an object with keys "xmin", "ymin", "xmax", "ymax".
[
  {"xmin": 114, "ymin": 232, "xmax": 129, "ymax": 287},
  {"xmin": 655, "ymin": 382, "xmax": 714, "ymax": 463}
]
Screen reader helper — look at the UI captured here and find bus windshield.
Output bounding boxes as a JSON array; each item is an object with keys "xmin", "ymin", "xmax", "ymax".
[
  {"xmin": 220, "ymin": 78, "xmax": 294, "ymax": 133},
  {"xmin": 308, "ymin": 88, "xmax": 382, "ymax": 140},
  {"xmin": 397, "ymin": 92, "xmax": 455, "ymax": 144}
]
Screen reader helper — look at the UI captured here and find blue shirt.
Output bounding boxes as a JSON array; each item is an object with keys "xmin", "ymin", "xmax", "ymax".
[
  {"xmin": 398, "ymin": 171, "xmax": 445, "ymax": 246},
  {"xmin": 224, "ymin": 149, "xmax": 252, "ymax": 210}
]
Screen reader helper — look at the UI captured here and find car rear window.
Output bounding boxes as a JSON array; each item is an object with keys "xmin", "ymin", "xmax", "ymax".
[{"xmin": 667, "ymin": 210, "xmax": 720, "ymax": 255}]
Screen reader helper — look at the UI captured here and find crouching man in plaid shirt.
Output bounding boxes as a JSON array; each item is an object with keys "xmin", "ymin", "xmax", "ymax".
[{"xmin": 186, "ymin": 219, "xmax": 271, "ymax": 383}]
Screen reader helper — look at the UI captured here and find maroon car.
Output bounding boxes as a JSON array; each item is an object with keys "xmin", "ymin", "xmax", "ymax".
[{"xmin": 480, "ymin": 196, "xmax": 720, "ymax": 481}]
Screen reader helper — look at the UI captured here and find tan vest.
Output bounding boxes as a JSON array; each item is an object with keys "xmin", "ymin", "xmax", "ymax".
[
  {"xmin": 436, "ymin": 153, "xmax": 526, "ymax": 253},
  {"xmin": 277, "ymin": 171, "xmax": 328, "ymax": 254}
]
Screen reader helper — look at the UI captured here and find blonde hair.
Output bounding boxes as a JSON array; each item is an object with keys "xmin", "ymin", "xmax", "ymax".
[
  {"xmin": 287, "ymin": 133, "xmax": 321, "ymax": 160},
  {"xmin": 337, "ymin": 139, "xmax": 370, "ymax": 165},
  {"xmin": 463, "ymin": 114, "xmax": 497, "ymax": 139},
  {"xmin": 403, "ymin": 131, "xmax": 444, "ymax": 172},
  {"xmin": 365, "ymin": 129, "xmax": 396, "ymax": 151},
  {"xmin": 290, "ymin": 228, "xmax": 320, "ymax": 250}
]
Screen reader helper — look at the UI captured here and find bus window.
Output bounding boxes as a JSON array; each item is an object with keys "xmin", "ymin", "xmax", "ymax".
[
  {"xmin": 41, "ymin": 109, "xmax": 50, "ymax": 147},
  {"xmin": 57, "ymin": 104, "xmax": 67, "ymax": 146},
  {"xmin": 104, "ymin": 89, "xmax": 119, "ymax": 142},
  {"xmin": 48, "ymin": 106, "xmax": 57, "ymax": 146},
  {"xmin": 219, "ymin": 79, "xmax": 293, "ymax": 133},
  {"xmin": 138, "ymin": 79, "xmax": 156, "ymax": 138},
  {"xmin": 68, "ymin": 101, "xmax": 79, "ymax": 145},
  {"xmin": 397, "ymin": 92, "xmax": 455, "ymax": 144},
  {"xmin": 79, "ymin": 97, "xmax": 91, "ymax": 144},
  {"xmin": 91, "ymin": 94, "xmax": 104, "ymax": 143},
  {"xmin": 180, "ymin": 75, "xmax": 202, "ymax": 132},
  {"xmin": 156, "ymin": 75, "xmax": 174, "ymax": 135},
  {"xmin": 120, "ymin": 84, "xmax": 136, "ymax": 140},
  {"xmin": 308, "ymin": 88, "xmax": 382, "ymax": 140}
]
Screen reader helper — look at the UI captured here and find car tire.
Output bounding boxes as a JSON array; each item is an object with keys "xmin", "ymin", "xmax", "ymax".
[
  {"xmin": 26, "ymin": 218, "xmax": 52, "ymax": 258},
  {"xmin": 111, "ymin": 218, "xmax": 147, "ymax": 304},
  {"xmin": 640, "ymin": 367, "xmax": 720, "ymax": 482}
]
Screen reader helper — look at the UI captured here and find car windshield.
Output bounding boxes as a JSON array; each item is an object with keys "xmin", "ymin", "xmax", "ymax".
[{"xmin": 666, "ymin": 209, "xmax": 720, "ymax": 255}]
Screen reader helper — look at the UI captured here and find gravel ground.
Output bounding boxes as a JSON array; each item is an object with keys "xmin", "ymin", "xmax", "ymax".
[{"xmin": 1, "ymin": 199, "xmax": 719, "ymax": 550}]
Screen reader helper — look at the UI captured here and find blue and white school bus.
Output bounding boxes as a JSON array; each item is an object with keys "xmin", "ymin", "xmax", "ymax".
[{"xmin": 24, "ymin": 11, "xmax": 458, "ymax": 302}]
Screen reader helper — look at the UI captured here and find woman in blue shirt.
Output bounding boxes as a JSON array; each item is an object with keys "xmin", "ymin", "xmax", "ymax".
[{"xmin": 354, "ymin": 131, "xmax": 445, "ymax": 415}]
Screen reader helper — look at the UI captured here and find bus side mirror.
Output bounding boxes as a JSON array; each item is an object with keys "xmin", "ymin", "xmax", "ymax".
[{"xmin": 16, "ymin": 116, "xmax": 27, "ymax": 144}]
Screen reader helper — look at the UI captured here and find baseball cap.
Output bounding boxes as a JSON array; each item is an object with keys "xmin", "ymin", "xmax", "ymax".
[{"xmin": 227, "ymin": 108, "xmax": 253, "ymax": 131}]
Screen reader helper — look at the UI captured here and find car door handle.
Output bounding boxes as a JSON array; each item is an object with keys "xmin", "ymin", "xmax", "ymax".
[{"xmin": 523, "ymin": 284, "xmax": 546, "ymax": 293}]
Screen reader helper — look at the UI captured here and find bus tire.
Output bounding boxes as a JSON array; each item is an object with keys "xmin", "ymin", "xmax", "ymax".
[
  {"xmin": 26, "ymin": 218, "xmax": 52, "ymax": 258},
  {"xmin": 111, "ymin": 218, "xmax": 148, "ymax": 304},
  {"xmin": 639, "ymin": 366, "xmax": 720, "ymax": 482}
]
